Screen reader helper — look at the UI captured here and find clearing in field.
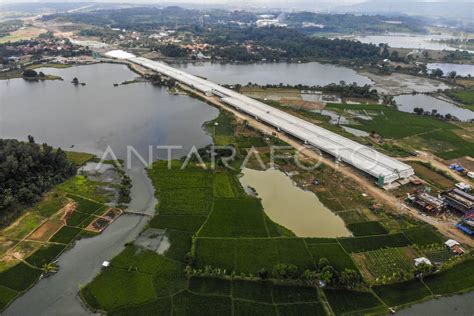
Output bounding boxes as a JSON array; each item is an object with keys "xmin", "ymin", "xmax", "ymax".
[{"xmin": 0, "ymin": 27, "xmax": 47, "ymax": 44}]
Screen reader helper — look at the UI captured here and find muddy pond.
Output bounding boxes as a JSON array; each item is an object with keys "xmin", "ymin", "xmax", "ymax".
[{"xmin": 239, "ymin": 168, "xmax": 351, "ymax": 238}]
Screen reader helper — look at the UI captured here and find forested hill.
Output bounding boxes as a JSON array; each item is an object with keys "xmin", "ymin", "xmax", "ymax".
[
  {"xmin": 201, "ymin": 27, "xmax": 381, "ymax": 62},
  {"xmin": 0, "ymin": 137, "xmax": 76, "ymax": 224}
]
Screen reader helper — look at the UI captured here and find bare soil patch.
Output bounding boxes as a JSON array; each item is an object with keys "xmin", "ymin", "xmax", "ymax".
[{"xmin": 26, "ymin": 219, "xmax": 63, "ymax": 242}]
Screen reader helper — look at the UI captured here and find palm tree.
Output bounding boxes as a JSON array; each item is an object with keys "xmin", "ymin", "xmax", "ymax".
[{"xmin": 42, "ymin": 263, "xmax": 59, "ymax": 276}]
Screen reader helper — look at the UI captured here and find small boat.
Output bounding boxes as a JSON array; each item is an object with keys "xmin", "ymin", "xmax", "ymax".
[{"xmin": 113, "ymin": 83, "xmax": 119, "ymax": 87}]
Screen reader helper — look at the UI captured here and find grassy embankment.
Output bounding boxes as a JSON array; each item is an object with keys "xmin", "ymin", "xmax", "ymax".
[
  {"xmin": 0, "ymin": 151, "xmax": 123, "ymax": 311},
  {"xmin": 446, "ymin": 88, "xmax": 474, "ymax": 111},
  {"xmin": 81, "ymin": 110, "xmax": 474, "ymax": 315}
]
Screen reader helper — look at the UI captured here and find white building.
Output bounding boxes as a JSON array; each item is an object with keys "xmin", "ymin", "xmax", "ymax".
[{"xmin": 414, "ymin": 257, "xmax": 432, "ymax": 266}]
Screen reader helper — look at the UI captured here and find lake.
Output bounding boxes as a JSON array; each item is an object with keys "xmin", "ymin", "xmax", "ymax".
[
  {"xmin": 394, "ymin": 94, "xmax": 474, "ymax": 121},
  {"xmin": 173, "ymin": 61, "xmax": 373, "ymax": 86},
  {"xmin": 0, "ymin": 63, "xmax": 218, "ymax": 315},
  {"xmin": 353, "ymin": 33, "xmax": 473, "ymax": 53},
  {"xmin": 239, "ymin": 168, "xmax": 351, "ymax": 237},
  {"xmin": 0, "ymin": 63, "xmax": 218, "ymax": 159},
  {"xmin": 427, "ymin": 63, "xmax": 474, "ymax": 77}
]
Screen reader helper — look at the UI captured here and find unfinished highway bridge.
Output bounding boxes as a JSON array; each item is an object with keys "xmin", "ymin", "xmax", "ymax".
[{"xmin": 105, "ymin": 50, "xmax": 414, "ymax": 186}]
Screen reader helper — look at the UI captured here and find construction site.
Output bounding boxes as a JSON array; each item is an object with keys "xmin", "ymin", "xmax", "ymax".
[{"xmin": 105, "ymin": 50, "xmax": 415, "ymax": 187}]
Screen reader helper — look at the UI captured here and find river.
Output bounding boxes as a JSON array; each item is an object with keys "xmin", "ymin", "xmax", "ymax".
[
  {"xmin": 172, "ymin": 61, "xmax": 373, "ymax": 86},
  {"xmin": 398, "ymin": 291, "xmax": 474, "ymax": 316},
  {"xmin": 0, "ymin": 63, "xmax": 218, "ymax": 315},
  {"xmin": 239, "ymin": 168, "xmax": 351, "ymax": 237}
]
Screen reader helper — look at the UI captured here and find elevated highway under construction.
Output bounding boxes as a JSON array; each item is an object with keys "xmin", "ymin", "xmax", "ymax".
[{"xmin": 105, "ymin": 50, "xmax": 414, "ymax": 185}]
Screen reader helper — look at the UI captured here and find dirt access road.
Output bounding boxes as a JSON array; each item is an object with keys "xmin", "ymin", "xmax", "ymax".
[{"xmin": 179, "ymin": 84, "xmax": 474, "ymax": 247}]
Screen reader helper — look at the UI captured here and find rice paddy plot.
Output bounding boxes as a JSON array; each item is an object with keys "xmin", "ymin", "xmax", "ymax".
[
  {"xmin": 109, "ymin": 297, "xmax": 172, "ymax": 316},
  {"xmin": 0, "ymin": 285, "xmax": 17, "ymax": 310},
  {"xmin": 234, "ymin": 239, "xmax": 279, "ymax": 273},
  {"xmin": 231, "ymin": 280, "xmax": 273, "ymax": 303},
  {"xmin": 66, "ymin": 211, "xmax": 91, "ymax": 227},
  {"xmin": 162, "ymin": 229, "xmax": 193, "ymax": 261},
  {"xmin": 422, "ymin": 247, "xmax": 454, "ymax": 265},
  {"xmin": 149, "ymin": 169, "xmax": 214, "ymax": 190},
  {"xmin": 194, "ymin": 238, "xmax": 235, "ymax": 272},
  {"xmin": 373, "ymin": 279, "xmax": 432, "ymax": 307},
  {"xmin": 346, "ymin": 221, "xmax": 388, "ymax": 236},
  {"xmin": 274, "ymin": 238, "xmax": 315, "ymax": 270},
  {"xmin": 324, "ymin": 289, "xmax": 385, "ymax": 316},
  {"xmin": 336, "ymin": 210, "xmax": 368, "ymax": 224},
  {"xmin": 149, "ymin": 214, "xmax": 207, "ymax": 233},
  {"xmin": 158, "ymin": 187, "xmax": 213, "ymax": 215},
  {"xmin": 234, "ymin": 300, "xmax": 277, "ymax": 315},
  {"xmin": 424, "ymin": 260, "xmax": 474, "ymax": 295},
  {"xmin": 25, "ymin": 244, "xmax": 66, "ymax": 268},
  {"xmin": 189, "ymin": 277, "xmax": 231, "ymax": 296},
  {"xmin": 0, "ymin": 262, "xmax": 42, "ymax": 292},
  {"xmin": 49, "ymin": 226, "xmax": 82, "ymax": 244},
  {"xmin": 67, "ymin": 194, "xmax": 103, "ymax": 214},
  {"xmin": 172, "ymin": 291, "xmax": 232, "ymax": 316},
  {"xmin": 403, "ymin": 227, "xmax": 444, "ymax": 246},
  {"xmin": 81, "ymin": 268, "xmax": 156, "ymax": 311},
  {"xmin": 276, "ymin": 303, "xmax": 326, "ymax": 316},
  {"xmin": 213, "ymin": 172, "xmax": 241, "ymax": 198},
  {"xmin": 272, "ymin": 284, "xmax": 319, "ymax": 303},
  {"xmin": 338, "ymin": 233, "xmax": 411, "ymax": 253},
  {"xmin": 111, "ymin": 246, "xmax": 165, "ymax": 273},
  {"xmin": 199, "ymin": 198, "xmax": 268, "ymax": 238},
  {"xmin": 306, "ymin": 243, "xmax": 357, "ymax": 272}
]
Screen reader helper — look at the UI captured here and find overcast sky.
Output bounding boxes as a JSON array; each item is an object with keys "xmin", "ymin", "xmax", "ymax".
[{"xmin": 1, "ymin": 0, "xmax": 472, "ymax": 4}]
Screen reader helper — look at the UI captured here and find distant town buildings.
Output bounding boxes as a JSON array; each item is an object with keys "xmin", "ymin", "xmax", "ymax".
[{"xmin": 256, "ymin": 19, "xmax": 287, "ymax": 28}]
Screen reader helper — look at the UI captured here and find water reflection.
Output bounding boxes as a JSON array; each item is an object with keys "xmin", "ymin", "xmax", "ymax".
[
  {"xmin": 173, "ymin": 62, "xmax": 373, "ymax": 86},
  {"xmin": 394, "ymin": 94, "xmax": 474, "ymax": 121}
]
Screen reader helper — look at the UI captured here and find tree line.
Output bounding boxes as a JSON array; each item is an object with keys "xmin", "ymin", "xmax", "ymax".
[
  {"xmin": 227, "ymin": 81, "xmax": 379, "ymax": 100},
  {"xmin": 200, "ymin": 26, "xmax": 381, "ymax": 62},
  {"xmin": 0, "ymin": 137, "xmax": 76, "ymax": 225}
]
